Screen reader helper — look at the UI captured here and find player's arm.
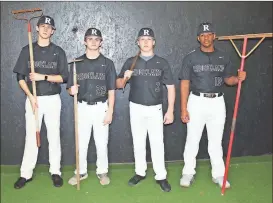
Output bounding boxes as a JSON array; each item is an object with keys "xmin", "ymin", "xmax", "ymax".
[
  {"xmin": 30, "ymin": 48, "xmax": 69, "ymax": 83},
  {"xmin": 116, "ymin": 78, "xmax": 127, "ymax": 89},
  {"xmin": 13, "ymin": 48, "xmax": 34, "ymax": 98},
  {"xmin": 223, "ymin": 56, "xmax": 246, "ymax": 86},
  {"xmin": 166, "ymin": 85, "xmax": 175, "ymax": 113},
  {"xmin": 116, "ymin": 59, "xmax": 131, "ymax": 89},
  {"xmin": 162, "ymin": 60, "xmax": 176, "ymax": 113},
  {"xmin": 107, "ymin": 90, "xmax": 115, "ymax": 113},
  {"xmin": 17, "ymin": 74, "xmax": 32, "ymax": 97},
  {"xmin": 29, "ymin": 72, "xmax": 65, "ymax": 83},
  {"xmin": 103, "ymin": 61, "xmax": 117, "ymax": 125},
  {"xmin": 106, "ymin": 61, "xmax": 117, "ymax": 114},
  {"xmin": 66, "ymin": 63, "xmax": 77, "ymax": 96},
  {"xmin": 224, "ymin": 72, "xmax": 246, "ymax": 86},
  {"xmin": 162, "ymin": 60, "xmax": 175, "ymax": 124},
  {"xmin": 178, "ymin": 56, "xmax": 192, "ymax": 123},
  {"xmin": 180, "ymin": 80, "xmax": 190, "ymax": 113},
  {"xmin": 16, "ymin": 73, "xmax": 38, "ymax": 112}
]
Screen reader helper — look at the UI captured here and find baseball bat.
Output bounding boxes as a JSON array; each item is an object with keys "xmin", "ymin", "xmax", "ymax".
[{"xmin": 122, "ymin": 50, "xmax": 141, "ymax": 93}]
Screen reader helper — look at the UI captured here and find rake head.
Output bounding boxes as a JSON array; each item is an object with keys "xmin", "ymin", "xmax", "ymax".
[{"xmin": 11, "ymin": 8, "xmax": 43, "ymax": 21}]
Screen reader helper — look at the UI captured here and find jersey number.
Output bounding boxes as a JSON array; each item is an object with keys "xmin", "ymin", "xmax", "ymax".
[
  {"xmin": 155, "ymin": 82, "xmax": 160, "ymax": 92},
  {"xmin": 215, "ymin": 77, "xmax": 223, "ymax": 86},
  {"xmin": 96, "ymin": 85, "xmax": 106, "ymax": 96}
]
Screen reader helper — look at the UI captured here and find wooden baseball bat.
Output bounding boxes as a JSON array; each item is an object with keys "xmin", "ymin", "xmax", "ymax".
[{"xmin": 122, "ymin": 50, "xmax": 141, "ymax": 93}]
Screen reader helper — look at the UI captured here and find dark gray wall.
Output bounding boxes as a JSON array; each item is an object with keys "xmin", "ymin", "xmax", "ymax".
[{"xmin": 1, "ymin": 2, "xmax": 272, "ymax": 165}]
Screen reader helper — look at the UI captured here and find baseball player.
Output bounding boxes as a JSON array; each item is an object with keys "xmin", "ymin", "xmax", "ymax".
[
  {"xmin": 116, "ymin": 28, "xmax": 175, "ymax": 192},
  {"xmin": 13, "ymin": 16, "xmax": 69, "ymax": 189},
  {"xmin": 179, "ymin": 22, "xmax": 246, "ymax": 188},
  {"xmin": 67, "ymin": 28, "xmax": 117, "ymax": 186}
]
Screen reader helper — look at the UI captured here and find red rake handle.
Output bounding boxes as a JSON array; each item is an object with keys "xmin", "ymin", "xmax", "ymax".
[
  {"xmin": 11, "ymin": 8, "xmax": 42, "ymax": 14},
  {"xmin": 221, "ymin": 37, "xmax": 248, "ymax": 195}
]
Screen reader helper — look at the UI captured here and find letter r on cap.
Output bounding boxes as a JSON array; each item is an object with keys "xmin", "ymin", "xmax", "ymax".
[
  {"xmin": 203, "ymin": 25, "xmax": 209, "ymax": 31},
  {"xmin": 143, "ymin": 29, "xmax": 149, "ymax": 35},
  {"xmin": 45, "ymin": 17, "xmax": 51, "ymax": 24},
  {"xmin": 91, "ymin": 29, "xmax": 97, "ymax": 35}
]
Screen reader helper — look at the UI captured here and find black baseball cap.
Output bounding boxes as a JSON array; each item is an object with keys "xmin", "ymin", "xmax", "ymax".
[
  {"xmin": 37, "ymin": 16, "xmax": 56, "ymax": 30},
  {"xmin": 197, "ymin": 22, "xmax": 215, "ymax": 36},
  {"xmin": 137, "ymin": 28, "xmax": 155, "ymax": 39},
  {"xmin": 84, "ymin": 28, "xmax": 102, "ymax": 39}
]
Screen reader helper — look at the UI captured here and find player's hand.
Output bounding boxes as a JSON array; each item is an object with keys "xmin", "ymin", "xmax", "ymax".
[
  {"xmin": 163, "ymin": 110, "xmax": 174, "ymax": 125},
  {"xmin": 124, "ymin": 70, "xmax": 134, "ymax": 80},
  {"xmin": 70, "ymin": 85, "xmax": 80, "ymax": 95},
  {"xmin": 237, "ymin": 70, "xmax": 246, "ymax": 82},
  {"xmin": 103, "ymin": 110, "xmax": 113, "ymax": 126},
  {"xmin": 181, "ymin": 110, "xmax": 190, "ymax": 123},
  {"xmin": 28, "ymin": 95, "xmax": 38, "ymax": 114},
  {"xmin": 29, "ymin": 73, "xmax": 45, "ymax": 81}
]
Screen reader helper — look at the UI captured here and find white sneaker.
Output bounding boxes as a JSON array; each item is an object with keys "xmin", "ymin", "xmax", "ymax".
[
  {"xmin": 97, "ymin": 173, "xmax": 110, "ymax": 186},
  {"xmin": 180, "ymin": 174, "xmax": 194, "ymax": 187},
  {"xmin": 212, "ymin": 177, "xmax": 231, "ymax": 188},
  {"xmin": 68, "ymin": 173, "xmax": 88, "ymax": 185}
]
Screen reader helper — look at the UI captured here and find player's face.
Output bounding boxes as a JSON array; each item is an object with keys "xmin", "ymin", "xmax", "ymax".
[
  {"xmin": 138, "ymin": 36, "xmax": 155, "ymax": 52},
  {"xmin": 36, "ymin": 24, "xmax": 54, "ymax": 39},
  {"xmin": 198, "ymin": 32, "xmax": 216, "ymax": 48},
  {"xmin": 84, "ymin": 36, "xmax": 102, "ymax": 51}
]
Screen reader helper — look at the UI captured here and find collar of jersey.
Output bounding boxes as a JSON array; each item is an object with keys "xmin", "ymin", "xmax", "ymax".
[
  {"xmin": 84, "ymin": 53, "xmax": 103, "ymax": 61},
  {"xmin": 34, "ymin": 41, "xmax": 53, "ymax": 49},
  {"xmin": 139, "ymin": 54, "xmax": 157, "ymax": 62},
  {"xmin": 199, "ymin": 47, "xmax": 218, "ymax": 55}
]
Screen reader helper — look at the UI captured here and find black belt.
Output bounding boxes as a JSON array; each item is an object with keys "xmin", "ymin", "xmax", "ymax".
[
  {"xmin": 192, "ymin": 91, "xmax": 223, "ymax": 98},
  {"xmin": 78, "ymin": 100, "xmax": 107, "ymax": 105}
]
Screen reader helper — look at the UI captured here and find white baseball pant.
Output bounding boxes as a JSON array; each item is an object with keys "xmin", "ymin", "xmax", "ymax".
[
  {"xmin": 182, "ymin": 92, "xmax": 226, "ymax": 179},
  {"xmin": 129, "ymin": 101, "xmax": 167, "ymax": 180},
  {"xmin": 74, "ymin": 101, "xmax": 109, "ymax": 175},
  {"xmin": 20, "ymin": 94, "xmax": 62, "ymax": 179}
]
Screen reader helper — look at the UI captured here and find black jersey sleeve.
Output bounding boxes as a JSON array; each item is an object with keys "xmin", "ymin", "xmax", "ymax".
[
  {"xmin": 117, "ymin": 58, "xmax": 131, "ymax": 78},
  {"xmin": 57, "ymin": 47, "xmax": 69, "ymax": 83},
  {"xmin": 178, "ymin": 55, "xmax": 192, "ymax": 80},
  {"xmin": 13, "ymin": 47, "xmax": 29, "ymax": 76},
  {"xmin": 106, "ymin": 60, "xmax": 117, "ymax": 90},
  {"xmin": 162, "ymin": 60, "xmax": 174, "ymax": 85}
]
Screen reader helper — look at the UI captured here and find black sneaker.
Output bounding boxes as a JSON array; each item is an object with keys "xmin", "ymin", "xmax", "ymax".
[
  {"xmin": 14, "ymin": 177, "xmax": 33, "ymax": 189},
  {"xmin": 128, "ymin": 174, "xmax": 146, "ymax": 186},
  {"xmin": 156, "ymin": 179, "xmax": 171, "ymax": 192},
  {"xmin": 51, "ymin": 174, "xmax": 63, "ymax": 187}
]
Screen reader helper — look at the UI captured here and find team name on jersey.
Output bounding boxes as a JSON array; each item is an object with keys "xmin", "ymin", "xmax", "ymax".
[
  {"xmin": 133, "ymin": 69, "xmax": 162, "ymax": 77},
  {"xmin": 77, "ymin": 72, "xmax": 106, "ymax": 81},
  {"xmin": 193, "ymin": 64, "xmax": 225, "ymax": 73},
  {"xmin": 28, "ymin": 61, "xmax": 57, "ymax": 69}
]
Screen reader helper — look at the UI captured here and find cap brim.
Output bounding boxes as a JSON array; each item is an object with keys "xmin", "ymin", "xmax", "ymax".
[{"xmin": 197, "ymin": 31, "xmax": 215, "ymax": 36}]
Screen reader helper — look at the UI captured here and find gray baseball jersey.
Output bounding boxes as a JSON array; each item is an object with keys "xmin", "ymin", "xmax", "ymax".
[
  {"xmin": 13, "ymin": 42, "xmax": 69, "ymax": 96},
  {"xmin": 66, "ymin": 54, "xmax": 117, "ymax": 103},
  {"xmin": 178, "ymin": 48, "xmax": 233, "ymax": 93},
  {"xmin": 118, "ymin": 55, "xmax": 174, "ymax": 106}
]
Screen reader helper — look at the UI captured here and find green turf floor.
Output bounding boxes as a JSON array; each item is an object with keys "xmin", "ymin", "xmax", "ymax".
[{"xmin": 1, "ymin": 155, "xmax": 272, "ymax": 203}]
